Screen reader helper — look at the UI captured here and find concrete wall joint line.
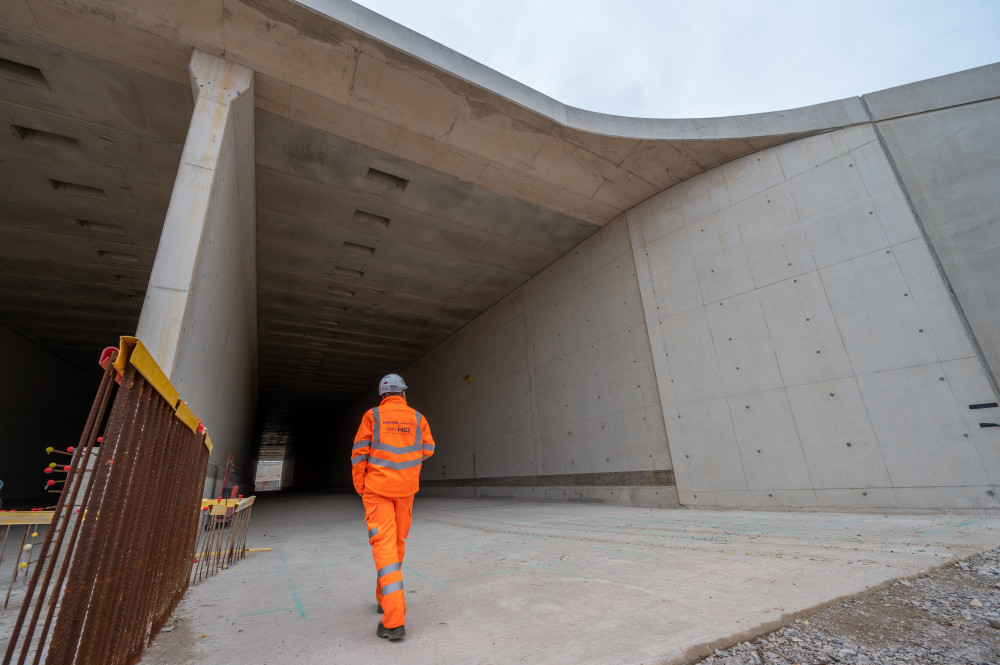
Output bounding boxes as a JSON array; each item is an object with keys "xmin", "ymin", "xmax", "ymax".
[
  {"xmin": 623, "ymin": 217, "xmax": 675, "ymax": 484},
  {"xmin": 860, "ymin": 96, "xmax": 1000, "ymax": 402},
  {"xmin": 813, "ymin": 258, "xmax": 892, "ymax": 484},
  {"xmin": 521, "ymin": 292, "xmax": 542, "ymax": 487},
  {"xmin": 748, "ymin": 217, "xmax": 820, "ymax": 496}
]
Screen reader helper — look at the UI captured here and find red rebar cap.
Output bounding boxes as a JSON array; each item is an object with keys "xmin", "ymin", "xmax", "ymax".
[{"xmin": 98, "ymin": 346, "xmax": 118, "ymax": 369}]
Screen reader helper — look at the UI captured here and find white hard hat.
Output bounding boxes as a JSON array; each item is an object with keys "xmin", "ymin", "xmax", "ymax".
[{"xmin": 378, "ymin": 373, "xmax": 407, "ymax": 395}]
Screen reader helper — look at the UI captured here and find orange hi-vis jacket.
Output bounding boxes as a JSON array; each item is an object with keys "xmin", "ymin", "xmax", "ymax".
[{"xmin": 352, "ymin": 395, "xmax": 435, "ymax": 497}]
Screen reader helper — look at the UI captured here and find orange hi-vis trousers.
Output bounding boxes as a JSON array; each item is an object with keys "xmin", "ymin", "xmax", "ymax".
[{"xmin": 363, "ymin": 490, "xmax": 414, "ymax": 629}]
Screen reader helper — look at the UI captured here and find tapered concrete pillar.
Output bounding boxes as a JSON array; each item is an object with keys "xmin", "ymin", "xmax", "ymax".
[{"xmin": 137, "ymin": 50, "xmax": 257, "ymax": 494}]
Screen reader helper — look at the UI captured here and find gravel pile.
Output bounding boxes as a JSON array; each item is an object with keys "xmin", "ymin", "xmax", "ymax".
[{"xmin": 698, "ymin": 546, "xmax": 1000, "ymax": 665}]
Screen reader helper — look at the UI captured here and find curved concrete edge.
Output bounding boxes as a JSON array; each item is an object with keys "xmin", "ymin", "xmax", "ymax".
[
  {"xmin": 564, "ymin": 96, "xmax": 870, "ymax": 141},
  {"xmin": 293, "ymin": 0, "xmax": 871, "ymax": 141}
]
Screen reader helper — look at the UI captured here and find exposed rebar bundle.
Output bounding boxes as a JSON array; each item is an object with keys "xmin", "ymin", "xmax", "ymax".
[{"xmin": 3, "ymin": 341, "xmax": 211, "ymax": 665}]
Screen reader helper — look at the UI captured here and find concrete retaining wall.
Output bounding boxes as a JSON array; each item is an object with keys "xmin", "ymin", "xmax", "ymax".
[
  {"xmin": 864, "ymin": 63, "xmax": 1000, "ymax": 398},
  {"xmin": 629, "ymin": 121, "xmax": 999, "ymax": 510},
  {"xmin": 409, "ymin": 217, "xmax": 676, "ymax": 506},
  {"xmin": 408, "ymin": 66, "xmax": 1000, "ymax": 510}
]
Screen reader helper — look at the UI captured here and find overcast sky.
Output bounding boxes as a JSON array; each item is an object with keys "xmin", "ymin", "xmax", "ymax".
[{"xmin": 351, "ymin": 0, "xmax": 1000, "ymax": 119}]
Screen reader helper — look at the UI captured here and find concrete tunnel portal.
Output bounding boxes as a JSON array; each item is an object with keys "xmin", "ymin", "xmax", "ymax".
[{"xmin": 1, "ymin": 0, "xmax": 999, "ymax": 513}]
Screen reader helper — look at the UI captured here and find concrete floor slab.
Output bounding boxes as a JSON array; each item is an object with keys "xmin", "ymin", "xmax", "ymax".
[{"xmin": 134, "ymin": 495, "xmax": 1000, "ymax": 665}]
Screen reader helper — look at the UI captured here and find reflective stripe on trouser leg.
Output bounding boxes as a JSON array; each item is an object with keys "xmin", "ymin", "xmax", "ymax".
[{"xmin": 362, "ymin": 490, "xmax": 411, "ymax": 629}]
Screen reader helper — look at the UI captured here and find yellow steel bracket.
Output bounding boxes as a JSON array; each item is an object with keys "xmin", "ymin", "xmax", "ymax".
[
  {"xmin": 0, "ymin": 511, "xmax": 54, "ymax": 526},
  {"xmin": 111, "ymin": 336, "xmax": 212, "ymax": 451},
  {"xmin": 200, "ymin": 496, "xmax": 255, "ymax": 512}
]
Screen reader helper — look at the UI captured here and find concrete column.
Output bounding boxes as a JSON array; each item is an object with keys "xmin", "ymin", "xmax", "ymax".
[{"xmin": 137, "ymin": 50, "xmax": 257, "ymax": 494}]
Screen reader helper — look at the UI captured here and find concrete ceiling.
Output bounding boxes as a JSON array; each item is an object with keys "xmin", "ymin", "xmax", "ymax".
[{"xmin": 0, "ymin": 0, "xmax": 861, "ymax": 438}]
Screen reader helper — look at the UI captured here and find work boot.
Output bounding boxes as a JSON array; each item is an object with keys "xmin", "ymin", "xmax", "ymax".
[{"xmin": 376, "ymin": 621, "xmax": 405, "ymax": 640}]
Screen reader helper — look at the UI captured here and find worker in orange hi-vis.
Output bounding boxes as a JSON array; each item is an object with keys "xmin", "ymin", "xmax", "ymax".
[{"xmin": 351, "ymin": 373, "xmax": 435, "ymax": 641}]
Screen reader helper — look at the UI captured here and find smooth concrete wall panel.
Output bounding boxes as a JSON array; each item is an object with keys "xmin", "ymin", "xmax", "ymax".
[
  {"xmin": 757, "ymin": 272, "xmax": 853, "ymax": 387},
  {"xmin": 855, "ymin": 363, "xmax": 989, "ymax": 488},
  {"xmin": 627, "ymin": 167, "xmax": 732, "ymax": 249},
  {"xmin": 708, "ymin": 291, "xmax": 783, "ymax": 397},
  {"xmin": 402, "ymin": 215, "xmax": 675, "ymax": 505},
  {"xmin": 628, "ymin": 120, "xmax": 1000, "ymax": 510},
  {"xmin": 657, "ymin": 307, "xmax": 724, "ymax": 406},
  {"xmin": 641, "ymin": 225, "xmax": 703, "ymax": 316},
  {"xmin": 848, "ymin": 139, "xmax": 920, "ymax": 246},
  {"xmin": 719, "ymin": 150, "xmax": 786, "ymax": 205},
  {"xmin": 893, "ymin": 239, "xmax": 977, "ymax": 362},
  {"xmin": 774, "ymin": 129, "xmax": 852, "ymax": 180},
  {"xmin": 871, "ymin": 93, "xmax": 1000, "ymax": 395},
  {"xmin": 0, "ymin": 325, "xmax": 95, "ymax": 504},
  {"xmin": 728, "ymin": 388, "xmax": 813, "ymax": 493},
  {"xmin": 664, "ymin": 398, "xmax": 747, "ymax": 493},
  {"xmin": 689, "ymin": 206, "xmax": 755, "ymax": 305},
  {"xmin": 407, "ymin": 289, "xmax": 535, "ymax": 485},
  {"xmin": 790, "ymin": 154, "xmax": 892, "ymax": 269},
  {"xmin": 784, "ymin": 378, "xmax": 891, "ymax": 490},
  {"xmin": 820, "ymin": 249, "xmax": 939, "ymax": 376},
  {"xmin": 733, "ymin": 186, "xmax": 816, "ymax": 289}
]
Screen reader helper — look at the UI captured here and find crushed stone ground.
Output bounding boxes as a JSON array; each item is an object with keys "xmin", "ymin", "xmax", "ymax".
[{"xmin": 697, "ymin": 546, "xmax": 1000, "ymax": 665}]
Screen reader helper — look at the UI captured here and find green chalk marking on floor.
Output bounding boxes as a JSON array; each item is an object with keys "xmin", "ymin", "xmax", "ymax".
[
  {"xmin": 919, "ymin": 518, "xmax": 988, "ymax": 534},
  {"xmin": 405, "ymin": 566, "xmax": 442, "ymax": 586}
]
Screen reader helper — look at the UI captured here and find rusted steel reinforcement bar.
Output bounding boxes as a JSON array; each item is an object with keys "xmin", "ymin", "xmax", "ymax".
[
  {"xmin": 2, "ymin": 339, "xmax": 211, "ymax": 665},
  {"xmin": 4, "ymin": 361, "xmax": 117, "ymax": 665},
  {"xmin": 190, "ymin": 496, "xmax": 255, "ymax": 584}
]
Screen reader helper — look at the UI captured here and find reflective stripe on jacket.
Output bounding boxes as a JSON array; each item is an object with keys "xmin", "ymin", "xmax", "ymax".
[{"xmin": 351, "ymin": 395, "xmax": 435, "ymax": 497}]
